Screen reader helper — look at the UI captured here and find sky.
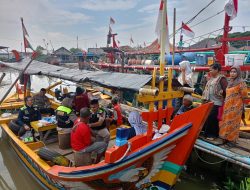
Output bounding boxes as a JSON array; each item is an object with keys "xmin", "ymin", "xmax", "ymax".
[{"xmin": 0, "ymin": 0, "xmax": 249, "ymax": 52}]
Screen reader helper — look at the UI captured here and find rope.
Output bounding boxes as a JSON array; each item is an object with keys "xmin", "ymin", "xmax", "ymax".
[
  {"xmin": 194, "ymin": 147, "xmax": 227, "ymax": 165},
  {"xmin": 114, "ymin": 142, "xmax": 131, "ymax": 163},
  {"xmin": 169, "ymin": 0, "xmax": 218, "ymax": 38},
  {"xmin": 190, "ymin": 10, "xmax": 225, "ymax": 28}
]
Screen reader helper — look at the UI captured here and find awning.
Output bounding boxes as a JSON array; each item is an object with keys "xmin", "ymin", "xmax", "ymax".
[{"xmin": 0, "ymin": 58, "xmax": 152, "ymax": 91}]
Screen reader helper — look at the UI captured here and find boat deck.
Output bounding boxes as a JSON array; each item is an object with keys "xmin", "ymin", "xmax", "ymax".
[
  {"xmin": 46, "ymin": 138, "xmax": 116, "ymax": 166},
  {"xmin": 195, "ymin": 137, "xmax": 250, "ymax": 170}
]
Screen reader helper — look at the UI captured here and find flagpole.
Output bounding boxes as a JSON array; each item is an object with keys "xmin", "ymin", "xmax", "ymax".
[
  {"xmin": 159, "ymin": 0, "xmax": 167, "ymax": 86},
  {"xmin": 21, "ymin": 17, "xmax": 26, "ymax": 53},
  {"xmin": 172, "ymin": 8, "xmax": 176, "ymax": 67}
]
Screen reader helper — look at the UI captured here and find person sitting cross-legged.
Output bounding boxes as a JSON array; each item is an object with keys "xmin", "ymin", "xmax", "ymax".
[
  {"xmin": 15, "ymin": 96, "xmax": 41, "ymax": 136},
  {"xmin": 71, "ymin": 108, "xmax": 107, "ymax": 164}
]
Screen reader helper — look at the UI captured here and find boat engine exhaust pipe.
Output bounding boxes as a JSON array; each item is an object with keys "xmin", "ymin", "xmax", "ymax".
[
  {"xmin": 139, "ymin": 88, "xmax": 159, "ymax": 96},
  {"xmin": 178, "ymin": 87, "xmax": 195, "ymax": 93}
]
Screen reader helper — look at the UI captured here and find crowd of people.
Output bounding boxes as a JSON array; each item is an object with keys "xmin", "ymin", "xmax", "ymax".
[{"xmin": 11, "ymin": 62, "xmax": 248, "ymax": 165}]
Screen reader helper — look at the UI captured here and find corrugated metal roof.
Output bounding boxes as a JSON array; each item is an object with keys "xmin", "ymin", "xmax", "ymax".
[{"xmin": 0, "ymin": 58, "xmax": 151, "ymax": 91}]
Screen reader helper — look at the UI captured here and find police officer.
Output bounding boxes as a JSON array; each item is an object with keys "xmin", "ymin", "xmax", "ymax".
[
  {"xmin": 16, "ymin": 96, "xmax": 41, "ymax": 136},
  {"xmin": 89, "ymin": 99, "xmax": 110, "ymax": 145},
  {"xmin": 55, "ymin": 97, "xmax": 77, "ymax": 130}
]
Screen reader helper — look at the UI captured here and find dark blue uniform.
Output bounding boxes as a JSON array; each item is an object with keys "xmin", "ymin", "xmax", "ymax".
[{"xmin": 17, "ymin": 105, "xmax": 41, "ymax": 127}]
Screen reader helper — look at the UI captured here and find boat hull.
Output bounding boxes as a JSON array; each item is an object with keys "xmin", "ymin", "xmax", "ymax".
[{"xmin": 0, "ymin": 102, "xmax": 212, "ymax": 190}]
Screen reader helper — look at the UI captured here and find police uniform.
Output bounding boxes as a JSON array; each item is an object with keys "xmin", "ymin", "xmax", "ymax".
[
  {"xmin": 55, "ymin": 106, "xmax": 74, "ymax": 128},
  {"xmin": 16, "ymin": 105, "xmax": 41, "ymax": 136},
  {"xmin": 17, "ymin": 105, "xmax": 41, "ymax": 127},
  {"xmin": 89, "ymin": 108, "xmax": 110, "ymax": 144}
]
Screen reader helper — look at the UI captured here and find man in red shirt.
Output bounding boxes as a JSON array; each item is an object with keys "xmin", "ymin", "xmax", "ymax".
[
  {"xmin": 71, "ymin": 108, "xmax": 106, "ymax": 163},
  {"xmin": 111, "ymin": 97, "xmax": 123, "ymax": 126},
  {"xmin": 72, "ymin": 87, "xmax": 90, "ymax": 115}
]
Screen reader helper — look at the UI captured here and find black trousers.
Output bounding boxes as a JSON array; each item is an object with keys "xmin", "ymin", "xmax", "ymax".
[{"xmin": 203, "ymin": 105, "xmax": 220, "ymax": 138}]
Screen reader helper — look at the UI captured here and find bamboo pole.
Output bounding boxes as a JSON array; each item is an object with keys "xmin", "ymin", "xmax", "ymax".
[{"xmin": 0, "ymin": 58, "xmax": 35, "ymax": 106}]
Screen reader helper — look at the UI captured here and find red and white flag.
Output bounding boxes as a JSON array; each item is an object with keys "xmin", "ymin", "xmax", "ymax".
[
  {"xmin": 181, "ymin": 22, "xmax": 195, "ymax": 38},
  {"xmin": 21, "ymin": 17, "xmax": 34, "ymax": 51},
  {"xmin": 110, "ymin": 17, "xmax": 115, "ymax": 25},
  {"xmin": 155, "ymin": 0, "xmax": 170, "ymax": 54},
  {"xmin": 224, "ymin": 0, "xmax": 238, "ymax": 20}
]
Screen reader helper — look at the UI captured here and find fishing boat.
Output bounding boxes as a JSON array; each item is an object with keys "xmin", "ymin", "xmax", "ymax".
[
  {"xmin": 0, "ymin": 1, "xmax": 215, "ymax": 189},
  {"xmin": 0, "ymin": 49, "xmax": 214, "ymax": 190}
]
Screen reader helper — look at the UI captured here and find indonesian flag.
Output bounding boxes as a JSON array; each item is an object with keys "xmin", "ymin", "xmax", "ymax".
[
  {"xmin": 155, "ymin": 0, "xmax": 170, "ymax": 54},
  {"xmin": 181, "ymin": 22, "xmax": 195, "ymax": 38},
  {"xmin": 21, "ymin": 17, "xmax": 34, "ymax": 51},
  {"xmin": 225, "ymin": 0, "xmax": 238, "ymax": 20},
  {"xmin": 110, "ymin": 17, "xmax": 115, "ymax": 25}
]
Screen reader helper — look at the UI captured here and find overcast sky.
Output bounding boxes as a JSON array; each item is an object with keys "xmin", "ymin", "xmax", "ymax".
[{"xmin": 0, "ymin": 0, "xmax": 249, "ymax": 51}]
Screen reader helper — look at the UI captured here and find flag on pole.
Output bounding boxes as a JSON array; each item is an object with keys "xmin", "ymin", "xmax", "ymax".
[
  {"xmin": 21, "ymin": 17, "xmax": 34, "ymax": 51},
  {"xmin": 181, "ymin": 22, "xmax": 195, "ymax": 38},
  {"xmin": 155, "ymin": 0, "xmax": 170, "ymax": 54},
  {"xmin": 110, "ymin": 17, "xmax": 115, "ymax": 25},
  {"xmin": 224, "ymin": 0, "xmax": 238, "ymax": 20},
  {"xmin": 130, "ymin": 36, "xmax": 134, "ymax": 44}
]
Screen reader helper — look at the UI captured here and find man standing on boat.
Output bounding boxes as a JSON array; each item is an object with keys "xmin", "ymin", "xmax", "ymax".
[
  {"xmin": 89, "ymin": 99, "xmax": 110, "ymax": 145},
  {"xmin": 16, "ymin": 96, "xmax": 41, "ymax": 136},
  {"xmin": 33, "ymin": 88, "xmax": 55, "ymax": 115},
  {"xmin": 71, "ymin": 107, "xmax": 107, "ymax": 164}
]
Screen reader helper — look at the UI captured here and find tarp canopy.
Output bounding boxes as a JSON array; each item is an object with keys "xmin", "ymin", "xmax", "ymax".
[{"xmin": 0, "ymin": 58, "xmax": 152, "ymax": 91}]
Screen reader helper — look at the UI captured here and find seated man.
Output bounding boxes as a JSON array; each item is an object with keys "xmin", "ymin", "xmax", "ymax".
[
  {"xmin": 176, "ymin": 95, "xmax": 194, "ymax": 116},
  {"xmin": 89, "ymin": 99, "xmax": 110, "ymax": 145},
  {"xmin": 71, "ymin": 108, "xmax": 107, "ymax": 164},
  {"xmin": 55, "ymin": 97, "xmax": 77, "ymax": 132},
  {"xmin": 16, "ymin": 96, "xmax": 41, "ymax": 136},
  {"xmin": 33, "ymin": 88, "xmax": 54, "ymax": 115},
  {"xmin": 72, "ymin": 86, "xmax": 90, "ymax": 115},
  {"xmin": 111, "ymin": 97, "xmax": 123, "ymax": 126}
]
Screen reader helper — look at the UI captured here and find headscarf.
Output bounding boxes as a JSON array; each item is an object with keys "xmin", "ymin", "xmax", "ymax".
[
  {"xmin": 128, "ymin": 111, "xmax": 147, "ymax": 135},
  {"xmin": 178, "ymin": 60, "xmax": 193, "ymax": 87},
  {"xmin": 228, "ymin": 66, "xmax": 243, "ymax": 88}
]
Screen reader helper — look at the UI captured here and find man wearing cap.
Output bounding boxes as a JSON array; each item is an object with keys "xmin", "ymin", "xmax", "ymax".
[
  {"xmin": 71, "ymin": 108, "xmax": 107, "ymax": 163},
  {"xmin": 176, "ymin": 95, "xmax": 194, "ymax": 115}
]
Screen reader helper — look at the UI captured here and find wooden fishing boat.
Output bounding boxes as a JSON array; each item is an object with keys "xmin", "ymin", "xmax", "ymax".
[
  {"xmin": 0, "ymin": 57, "xmax": 213, "ymax": 190},
  {"xmin": 0, "ymin": 95, "xmax": 212, "ymax": 190},
  {"xmin": 0, "ymin": 13, "xmax": 213, "ymax": 189}
]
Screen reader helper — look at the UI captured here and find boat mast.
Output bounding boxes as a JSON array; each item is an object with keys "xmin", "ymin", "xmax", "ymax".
[
  {"xmin": 221, "ymin": 13, "xmax": 230, "ymax": 66},
  {"xmin": 158, "ymin": 0, "xmax": 167, "ymax": 110}
]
